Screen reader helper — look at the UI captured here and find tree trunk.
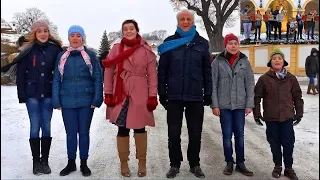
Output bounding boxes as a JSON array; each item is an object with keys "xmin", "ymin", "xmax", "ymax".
[{"xmin": 210, "ymin": 27, "xmax": 224, "ymax": 53}]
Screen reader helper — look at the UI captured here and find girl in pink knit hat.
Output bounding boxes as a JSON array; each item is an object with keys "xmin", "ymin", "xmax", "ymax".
[{"xmin": 14, "ymin": 19, "xmax": 63, "ymax": 176}]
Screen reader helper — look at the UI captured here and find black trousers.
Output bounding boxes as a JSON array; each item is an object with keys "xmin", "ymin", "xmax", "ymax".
[
  {"xmin": 118, "ymin": 127, "xmax": 145, "ymax": 137},
  {"xmin": 265, "ymin": 119, "xmax": 295, "ymax": 168},
  {"xmin": 167, "ymin": 100, "xmax": 204, "ymax": 168}
]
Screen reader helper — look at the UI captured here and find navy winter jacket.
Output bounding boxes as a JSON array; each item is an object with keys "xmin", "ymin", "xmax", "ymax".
[
  {"xmin": 16, "ymin": 41, "xmax": 62, "ymax": 103},
  {"xmin": 52, "ymin": 47, "xmax": 103, "ymax": 109},
  {"xmin": 158, "ymin": 32, "xmax": 212, "ymax": 101}
]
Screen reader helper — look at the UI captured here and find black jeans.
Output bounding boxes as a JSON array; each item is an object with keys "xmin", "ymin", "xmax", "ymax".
[
  {"xmin": 254, "ymin": 26, "xmax": 261, "ymax": 39},
  {"xmin": 265, "ymin": 119, "xmax": 295, "ymax": 168},
  {"xmin": 167, "ymin": 101, "xmax": 204, "ymax": 168},
  {"xmin": 118, "ymin": 127, "xmax": 145, "ymax": 137}
]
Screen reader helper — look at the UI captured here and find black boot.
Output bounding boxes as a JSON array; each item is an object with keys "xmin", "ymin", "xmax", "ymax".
[
  {"xmin": 235, "ymin": 163, "xmax": 253, "ymax": 176},
  {"xmin": 40, "ymin": 137, "xmax": 52, "ymax": 174},
  {"xmin": 60, "ymin": 159, "xmax": 76, "ymax": 176},
  {"xmin": 29, "ymin": 138, "xmax": 43, "ymax": 175},
  {"xmin": 223, "ymin": 162, "xmax": 234, "ymax": 175},
  {"xmin": 166, "ymin": 166, "xmax": 179, "ymax": 178},
  {"xmin": 80, "ymin": 159, "xmax": 92, "ymax": 177},
  {"xmin": 190, "ymin": 166, "xmax": 205, "ymax": 178}
]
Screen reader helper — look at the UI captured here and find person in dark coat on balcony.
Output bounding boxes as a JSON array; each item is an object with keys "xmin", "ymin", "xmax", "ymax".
[{"xmin": 157, "ymin": 9, "xmax": 212, "ymax": 179}]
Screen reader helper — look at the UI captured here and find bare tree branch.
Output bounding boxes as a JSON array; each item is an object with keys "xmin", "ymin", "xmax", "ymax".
[
  {"xmin": 222, "ymin": 0, "xmax": 239, "ymax": 22},
  {"xmin": 222, "ymin": 0, "xmax": 233, "ymax": 13},
  {"xmin": 179, "ymin": 0, "xmax": 204, "ymax": 16}
]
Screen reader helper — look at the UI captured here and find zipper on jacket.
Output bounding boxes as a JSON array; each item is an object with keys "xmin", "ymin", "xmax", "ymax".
[
  {"xmin": 33, "ymin": 55, "xmax": 36, "ymax": 67},
  {"xmin": 182, "ymin": 44, "xmax": 187, "ymax": 99}
]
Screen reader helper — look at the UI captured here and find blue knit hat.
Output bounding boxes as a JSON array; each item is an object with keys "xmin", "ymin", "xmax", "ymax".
[{"xmin": 68, "ymin": 25, "xmax": 85, "ymax": 39}]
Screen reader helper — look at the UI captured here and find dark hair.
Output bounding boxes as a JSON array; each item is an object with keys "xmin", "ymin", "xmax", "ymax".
[
  {"xmin": 245, "ymin": 5, "xmax": 249, "ymax": 8},
  {"xmin": 122, "ymin": 19, "xmax": 139, "ymax": 32}
]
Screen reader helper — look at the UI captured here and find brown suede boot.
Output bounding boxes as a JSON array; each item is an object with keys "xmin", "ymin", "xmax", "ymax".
[
  {"xmin": 307, "ymin": 84, "xmax": 312, "ymax": 94},
  {"xmin": 134, "ymin": 132, "xmax": 147, "ymax": 177},
  {"xmin": 117, "ymin": 136, "xmax": 131, "ymax": 177},
  {"xmin": 311, "ymin": 84, "xmax": 318, "ymax": 95}
]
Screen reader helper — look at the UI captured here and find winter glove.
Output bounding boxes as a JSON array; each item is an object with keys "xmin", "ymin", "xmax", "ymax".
[
  {"xmin": 159, "ymin": 95, "xmax": 168, "ymax": 110},
  {"xmin": 104, "ymin": 94, "xmax": 116, "ymax": 107},
  {"xmin": 254, "ymin": 116, "xmax": 264, "ymax": 126},
  {"xmin": 101, "ymin": 58, "xmax": 109, "ymax": 68},
  {"xmin": 203, "ymin": 95, "xmax": 212, "ymax": 106},
  {"xmin": 293, "ymin": 114, "xmax": 303, "ymax": 126},
  {"xmin": 147, "ymin": 96, "xmax": 158, "ymax": 112}
]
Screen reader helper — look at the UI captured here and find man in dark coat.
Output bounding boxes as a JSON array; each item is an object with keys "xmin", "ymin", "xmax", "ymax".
[{"xmin": 157, "ymin": 9, "xmax": 212, "ymax": 179}]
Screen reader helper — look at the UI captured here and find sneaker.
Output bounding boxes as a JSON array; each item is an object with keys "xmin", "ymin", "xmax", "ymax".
[
  {"xmin": 284, "ymin": 168, "xmax": 298, "ymax": 180},
  {"xmin": 272, "ymin": 166, "xmax": 282, "ymax": 178},
  {"xmin": 190, "ymin": 166, "xmax": 205, "ymax": 178}
]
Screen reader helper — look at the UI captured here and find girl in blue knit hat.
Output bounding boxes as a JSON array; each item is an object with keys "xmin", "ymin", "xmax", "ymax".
[{"xmin": 52, "ymin": 25, "xmax": 103, "ymax": 177}]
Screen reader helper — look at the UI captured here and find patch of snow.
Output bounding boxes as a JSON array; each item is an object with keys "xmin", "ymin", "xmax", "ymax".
[
  {"xmin": 1, "ymin": 33, "xmax": 20, "ymax": 44},
  {"xmin": 1, "ymin": 83, "xmax": 319, "ymax": 179},
  {"xmin": 1, "ymin": 22, "xmax": 12, "ymax": 29}
]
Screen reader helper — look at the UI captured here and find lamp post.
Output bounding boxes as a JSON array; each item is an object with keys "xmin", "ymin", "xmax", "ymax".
[
  {"xmin": 259, "ymin": 0, "xmax": 262, "ymax": 8},
  {"xmin": 298, "ymin": 0, "xmax": 301, "ymax": 9}
]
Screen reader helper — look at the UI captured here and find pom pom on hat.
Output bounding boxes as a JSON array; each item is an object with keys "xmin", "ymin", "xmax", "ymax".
[
  {"xmin": 224, "ymin": 33, "xmax": 239, "ymax": 47},
  {"xmin": 31, "ymin": 20, "xmax": 49, "ymax": 32},
  {"xmin": 68, "ymin": 25, "xmax": 85, "ymax": 39}
]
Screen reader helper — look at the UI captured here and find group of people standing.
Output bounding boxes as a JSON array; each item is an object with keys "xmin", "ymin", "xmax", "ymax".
[
  {"xmin": 242, "ymin": 4, "xmax": 318, "ymax": 42},
  {"xmin": 2, "ymin": 9, "xmax": 307, "ymax": 180}
]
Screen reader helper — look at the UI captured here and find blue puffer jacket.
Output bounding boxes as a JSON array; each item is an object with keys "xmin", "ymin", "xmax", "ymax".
[
  {"xmin": 158, "ymin": 32, "xmax": 212, "ymax": 101},
  {"xmin": 16, "ymin": 40, "xmax": 62, "ymax": 103},
  {"xmin": 52, "ymin": 47, "xmax": 103, "ymax": 109}
]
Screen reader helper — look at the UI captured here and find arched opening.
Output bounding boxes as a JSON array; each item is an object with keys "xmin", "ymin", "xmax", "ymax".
[
  {"xmin": 240, "ymin": 0, "xmax": 259, "ymax": 33},
  {"xmin": 303, "ymin": 0, "xmax": 319, "ymax": 36},
  {"xmin": 265, "ymin": 0, "xmax": 295, "ymax": 32}
]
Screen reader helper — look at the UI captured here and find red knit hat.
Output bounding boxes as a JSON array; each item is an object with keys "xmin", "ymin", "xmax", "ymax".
[{"xmin": 224, "ymin": 33, "xmax": 239, "ymax": 47}]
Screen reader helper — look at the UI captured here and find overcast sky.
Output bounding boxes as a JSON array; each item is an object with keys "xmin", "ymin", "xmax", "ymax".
[{"xmin": 1, "ymin": 0, "xmax": 240, "ymax": 49}]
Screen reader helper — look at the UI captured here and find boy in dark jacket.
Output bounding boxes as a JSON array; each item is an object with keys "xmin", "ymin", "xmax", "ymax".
[{"xmin": 254, "ymin": 48, "xmax": 304, "ymax": 180}]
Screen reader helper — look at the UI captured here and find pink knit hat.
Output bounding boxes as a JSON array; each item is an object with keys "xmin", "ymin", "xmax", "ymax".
[{"xmin": 31, "ymin": 20, "xmax": 49, "ymax": 31}]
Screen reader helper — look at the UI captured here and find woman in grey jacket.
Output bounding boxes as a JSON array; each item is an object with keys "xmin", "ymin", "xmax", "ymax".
[{"xmin": 211, "ymin": 33, "xmax": 255, "ymax": 176}]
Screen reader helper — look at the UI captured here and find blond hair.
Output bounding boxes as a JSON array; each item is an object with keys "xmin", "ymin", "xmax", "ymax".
[{"xmin": 21, "ymin": 28, "xmax": 62, "ymax": 50}]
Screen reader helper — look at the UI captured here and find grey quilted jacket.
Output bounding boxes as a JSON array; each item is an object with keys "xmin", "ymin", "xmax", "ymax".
[{"xmin": 211, "ymin": 51, "xmax": 255, "ymax": 110}]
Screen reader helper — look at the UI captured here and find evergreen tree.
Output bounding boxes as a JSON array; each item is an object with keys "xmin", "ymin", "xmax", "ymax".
[{"xmin": 98, "ymin": 30, "xmax": 110, "ymax": 61}]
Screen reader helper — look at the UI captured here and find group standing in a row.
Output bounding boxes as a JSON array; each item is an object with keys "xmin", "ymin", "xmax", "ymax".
[{"xmin": 3, "ymin": 9, "xmax": 307, "ymax": 180}]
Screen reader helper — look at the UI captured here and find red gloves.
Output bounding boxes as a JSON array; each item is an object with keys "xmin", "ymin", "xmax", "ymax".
[
  {"xmin": 147, "ymin": 96, "xmax": 158, "ymax": 112},
  {"xmin": 104, "ymin": 94, "xmax": 116, "ymax": 107}
]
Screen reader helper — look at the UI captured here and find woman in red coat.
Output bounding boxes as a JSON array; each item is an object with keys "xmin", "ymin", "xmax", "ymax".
[{"xmin": 102, "ymin": 19, "xmax": 158, "ymax": 177}]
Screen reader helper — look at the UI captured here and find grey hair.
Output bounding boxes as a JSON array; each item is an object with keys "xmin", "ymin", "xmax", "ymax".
[{"xmin": 176, "ymin": 9, "xmax": 195, "ymax": 22}]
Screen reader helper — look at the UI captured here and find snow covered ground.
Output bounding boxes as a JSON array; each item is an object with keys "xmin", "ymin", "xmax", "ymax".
[{"xmin": 1, "ymin": 83, "xmax": 319, "ymax": 180}]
